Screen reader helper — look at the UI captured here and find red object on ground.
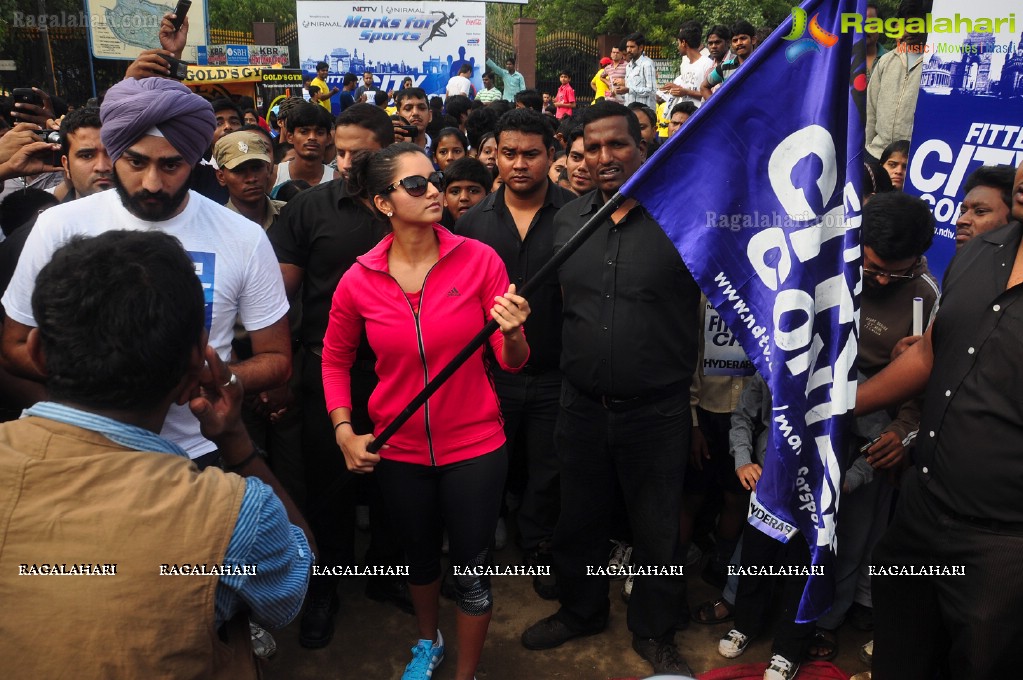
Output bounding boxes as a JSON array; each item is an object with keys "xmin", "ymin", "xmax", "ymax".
[{"xmin": 611, "ymin": 660, "xmax": 849, "ymax": 680}]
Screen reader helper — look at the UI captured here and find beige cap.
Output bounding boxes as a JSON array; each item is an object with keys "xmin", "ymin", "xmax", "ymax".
[{"xmin": 214, "ymin": 130, "xmax": 272, "ymax": 170}]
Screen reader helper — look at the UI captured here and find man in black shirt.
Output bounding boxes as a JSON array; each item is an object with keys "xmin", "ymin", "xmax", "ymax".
[
  {"xmin": 520, "ymin": 101, "xmax": 700, "ymax": 676},
  {"xmin": 268, "ymin": 104, "xmax": 406, "ymax": 647},
  {"xmin": 856, "ymin": 158, "xmax": 1023, "ymax": 677},
  {"xmin": 455, "ymin": 108, "xmax": 575, "ymax": 598}
]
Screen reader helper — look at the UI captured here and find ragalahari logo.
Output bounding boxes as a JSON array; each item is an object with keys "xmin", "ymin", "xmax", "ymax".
[{"xmin": 783, "ymin": 6, "xmax": 839, "ymax": 62}]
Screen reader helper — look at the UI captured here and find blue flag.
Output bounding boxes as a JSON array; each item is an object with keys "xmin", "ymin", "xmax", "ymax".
[{"xmin": 621, "ymin": 0, "xmax": 866, "ymax": 621}]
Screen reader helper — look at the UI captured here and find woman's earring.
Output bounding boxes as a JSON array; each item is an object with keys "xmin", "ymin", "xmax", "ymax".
[{"xmin": 386, "ymin": 211, "xmax": 393, "ymax": 217}]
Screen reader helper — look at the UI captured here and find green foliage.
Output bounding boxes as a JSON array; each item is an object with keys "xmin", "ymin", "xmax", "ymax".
[
  {"xmin": 502, "ymin": 0, "xmax": 904, "ymax": 52},
  {"xmin": 207, "ymin": 0, "xmax": 296, "ymax": 32}
]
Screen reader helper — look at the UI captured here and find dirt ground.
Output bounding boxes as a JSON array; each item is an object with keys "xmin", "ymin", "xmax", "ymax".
[{"xmin": 263, "ymin": 530, "xmax": 873, "ymax": 680}]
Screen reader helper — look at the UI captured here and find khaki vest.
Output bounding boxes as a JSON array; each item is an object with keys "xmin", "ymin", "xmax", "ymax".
[{"xmin": 0, "ymin": 417, "xmax": 257, "ymax": 679}]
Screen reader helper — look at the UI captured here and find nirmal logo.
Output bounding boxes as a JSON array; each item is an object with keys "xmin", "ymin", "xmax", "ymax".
[{"xmin": 782, "ymin": 6, "xmax": 838, "ymax": 62}]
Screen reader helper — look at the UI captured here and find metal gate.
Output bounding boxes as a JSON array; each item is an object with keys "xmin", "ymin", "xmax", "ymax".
[{"xmin": 536, "ymin": 31, "xmax": 599, "ymax": 107}]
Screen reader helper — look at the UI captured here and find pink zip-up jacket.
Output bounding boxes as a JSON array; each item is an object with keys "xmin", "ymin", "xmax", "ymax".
[{"xmin": 322, "ymin": 224, "xmax": 528, "ymax": 466}]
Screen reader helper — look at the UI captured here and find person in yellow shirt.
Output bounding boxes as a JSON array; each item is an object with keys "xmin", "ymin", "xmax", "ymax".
[
  {"xmin": 589, "ymin": 57, "xmax": 613, "ymax": 104},
  {"xmin": 310, "ymin": 61, "xmax": 339, "ymax": 114}
]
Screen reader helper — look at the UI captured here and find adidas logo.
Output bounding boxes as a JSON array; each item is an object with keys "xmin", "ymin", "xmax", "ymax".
[{"xmin": 447, "ymin": 287, "xmax": 460, "ymax": 296}]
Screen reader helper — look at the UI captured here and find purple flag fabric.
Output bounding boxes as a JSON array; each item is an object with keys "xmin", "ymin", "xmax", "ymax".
[{"xmin": 621, "ymin": 0, "xmax": 866, "ymax": 621}]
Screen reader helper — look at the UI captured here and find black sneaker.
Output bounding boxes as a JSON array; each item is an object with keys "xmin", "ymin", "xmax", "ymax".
[
  {"xmin": 365, "ymin": 576, "xmax": 414, "ymax": 615},
  {"xmin": 299, "ymin": 592, "xmax": 339, "ymax": 648},
  {"xmin": 631, "ymin": 635, "xmax": 694, "ymax": 676},
  {"xmin": 521, "ymin": 615, "xmax": 603, "ymax": 650}
]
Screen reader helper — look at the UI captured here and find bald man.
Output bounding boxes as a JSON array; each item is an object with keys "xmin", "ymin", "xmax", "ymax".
[{"xmin": 0, "ymin": 76, "xmax": 293, "ymax": 471}]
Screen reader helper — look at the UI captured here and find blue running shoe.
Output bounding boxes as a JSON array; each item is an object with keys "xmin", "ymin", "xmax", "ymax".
[{"xmin": 401, "ymin": 629, "xmax": 444, "ymax": 680}]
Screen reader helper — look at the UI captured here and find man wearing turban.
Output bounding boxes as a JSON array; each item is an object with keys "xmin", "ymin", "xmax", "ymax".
[{"xmin": 1, "ymin": 73, "xmax": 294, "ymax": 472}]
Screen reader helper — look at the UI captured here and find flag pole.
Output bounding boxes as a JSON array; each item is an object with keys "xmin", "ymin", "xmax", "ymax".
[{"xmin": 365, "ymin": 190, "xmax": 626, "ymax": 453}]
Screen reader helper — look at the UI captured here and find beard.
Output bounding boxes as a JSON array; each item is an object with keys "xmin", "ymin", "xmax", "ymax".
[
  {"xmin": 113, "ymin": 170, "xmax": 190, "ymax": 221},
  {"xmin": 862, "ymin": 277, "xmax": 905, "ymax": 299}
]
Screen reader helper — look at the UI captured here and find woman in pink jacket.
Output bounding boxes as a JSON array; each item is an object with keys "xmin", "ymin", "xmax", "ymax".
[{"xmin": 321, "ymin": 142, "xmax": 530, "ymax": 680}]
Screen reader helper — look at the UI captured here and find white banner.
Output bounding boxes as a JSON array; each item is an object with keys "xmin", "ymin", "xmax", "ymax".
[{"xmin": 297, "ymin": 1, "xmax": 486, "ymax": 100}]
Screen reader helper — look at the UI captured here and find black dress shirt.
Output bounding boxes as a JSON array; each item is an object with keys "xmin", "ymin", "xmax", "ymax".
[
  {"xmin": 916, "ymin": 221, "xmax": 1023, "ymax": 523},
  {"xmin": 268, "ymin": 179, "xmax": 388, "ymax": 354},
  {"xmin": 554, "ymin": 190, "xmax": 701, "ymax": 399},
  {"xmin": 455, "ymin": 181, "xmax": 576, "ymax": 372}
]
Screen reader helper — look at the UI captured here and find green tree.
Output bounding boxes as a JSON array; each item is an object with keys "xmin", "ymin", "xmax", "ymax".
[{"xmin": 207, "ymin": 0, "xmax": 295, "ymax": 32}]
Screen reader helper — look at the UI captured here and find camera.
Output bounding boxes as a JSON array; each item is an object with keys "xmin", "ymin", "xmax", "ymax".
[
  {"xmin": 34, "ymin": 129, "xmax": 60, "ymax": 144},
  {"xmin": 32, "ymin": 129, "xmax": 62, "ymax": 167}
]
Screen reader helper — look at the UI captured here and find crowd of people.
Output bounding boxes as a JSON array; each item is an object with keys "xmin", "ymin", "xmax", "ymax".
[{"xmin": 2, "ymin": 0, "xmax": 1023, "ymax": 678}]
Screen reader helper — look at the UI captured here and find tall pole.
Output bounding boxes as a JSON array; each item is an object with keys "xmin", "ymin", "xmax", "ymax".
[
  {"xmin": 84, "ymin": 0, "xmax": 98, "ymax": 99},
  {"xmin": 38, "ymin": 0, "xmax": 58, "ymax": 95}
]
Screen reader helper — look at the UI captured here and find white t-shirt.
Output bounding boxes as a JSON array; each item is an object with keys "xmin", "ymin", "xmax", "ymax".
[
  {"xmin": 2, "ymin": 189, "xmax": 289, "ymax": 458},
  {"xmin": 663, "ymin": 54, "xmax": 714, "ymax": 110},
  {"xmin": 272, "ymin": 160, "xmax": 334, "ymax": 194},
  {"xmin": 446, "ymin": 75, "xmax": 473, "ymax": 98}
]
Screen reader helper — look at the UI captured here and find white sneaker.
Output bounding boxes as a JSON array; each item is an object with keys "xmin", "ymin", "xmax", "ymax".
[
  {"xmin": 608, "ymin": 539, "xmax": 633, "ymax": 580},
  {"xmin": 860, "ymin": 639, "xmax": 873, "ymax": 666},
  {"xmin": 621, "ymin": 574, "xmax": 634, "ymax": 603},
  {"xmin": 718, "ymin": 628, "xmax": 752, "ymax": 658},
  {"xmin": 764, "ymin": 653, "xmax": 800, "ymax": 680},
  {"xmin": 249, "ymin": 621, "xmax": 277, "ymax": 658}
]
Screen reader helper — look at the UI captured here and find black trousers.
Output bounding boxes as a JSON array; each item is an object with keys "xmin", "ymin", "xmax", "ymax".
[
  {"xmin": 302, "ymin": 353, "xmax": 402, "ymax": 593},
  {"xmin": 732, "ymin": 521, "xmax": 814, "ymax": 662},
  {"xmin": 552, "ymin": 381, "xmax": 688, "ymax": 640},
  {"xmin": 491, "ymin": 369, "xmax": 562, "ymax": 550},
  {"xmin": 872, "ymin": 466, "xmax": 1023, "ymax": 679}
]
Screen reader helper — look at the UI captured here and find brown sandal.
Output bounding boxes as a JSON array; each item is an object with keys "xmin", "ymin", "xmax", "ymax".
[{"xmin": 691, "ymin": 598, "xmax": 734, "ymax": 624}]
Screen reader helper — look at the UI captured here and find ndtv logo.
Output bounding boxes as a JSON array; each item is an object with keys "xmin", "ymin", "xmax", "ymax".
[{"xmin": 352, "ymin": 6, "xmax": 377, "ymax": 11}]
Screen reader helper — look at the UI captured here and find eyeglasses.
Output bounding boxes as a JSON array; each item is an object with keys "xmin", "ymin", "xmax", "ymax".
[
  {"xmin": 383, "ymin": 171, "xmax": 444, "ymax": 198},
  {"xmin": 863, "ymin": 258, "xmax": 920, "ymax": 281}
]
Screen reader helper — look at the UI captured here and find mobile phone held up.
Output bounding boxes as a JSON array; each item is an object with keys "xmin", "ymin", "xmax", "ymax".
[
  {"xmin": 12, "ymin": 88, "xmax": 44, "ymax": 108},
  {"xmin": 170, "ymin": 0, "xmax": 191, "ymax": 32}
]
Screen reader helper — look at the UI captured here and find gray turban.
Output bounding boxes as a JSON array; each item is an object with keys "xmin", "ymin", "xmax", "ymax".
[{"xmin": 100, "ymin": 77, "xmax": 216, "ymax": 167}]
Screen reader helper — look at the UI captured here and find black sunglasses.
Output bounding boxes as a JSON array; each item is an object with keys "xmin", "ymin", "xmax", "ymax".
[{"xmin": 384, "ymin": 171, "xmax": 444, "ymax": 198}]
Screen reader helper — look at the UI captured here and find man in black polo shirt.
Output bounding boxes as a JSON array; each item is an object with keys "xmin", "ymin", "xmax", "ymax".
[
  {"xmin": 856, "ymin": 158, "xmax": 1023, "ymax": 677},
  {"xmin": 520, "ymin": 101, "xmax": 700, "ymax": 676},
  {"xmin": 268, "ymin": 103, "xmax": 407, "ymax": 648},
  {"xmin": 454, "ymin": 108, "xmax": 575, "ymax": 599}
]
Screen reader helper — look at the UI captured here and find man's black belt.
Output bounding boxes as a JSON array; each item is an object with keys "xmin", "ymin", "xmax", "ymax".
[{"xmin": 583, "ymin": 386, "xmax": 682, "ymax": 413}]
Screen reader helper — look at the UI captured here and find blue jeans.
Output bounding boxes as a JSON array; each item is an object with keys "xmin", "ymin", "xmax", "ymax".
[{"xmin": 551, "ymin": 380, "xmax": 689, "ymax": 640}]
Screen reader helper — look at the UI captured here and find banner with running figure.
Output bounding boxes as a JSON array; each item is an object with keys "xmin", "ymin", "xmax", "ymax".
[
  {"xmin": 297, "ymin": 1, "xmax": 485, "ymax": 106},
  {"xmin": 900, "ymin": 0, "xmax": 1023, "ymax": 280},
  {"xmin": 621, "ymin": 0, "xmax": 866, "ymax": 621}
]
